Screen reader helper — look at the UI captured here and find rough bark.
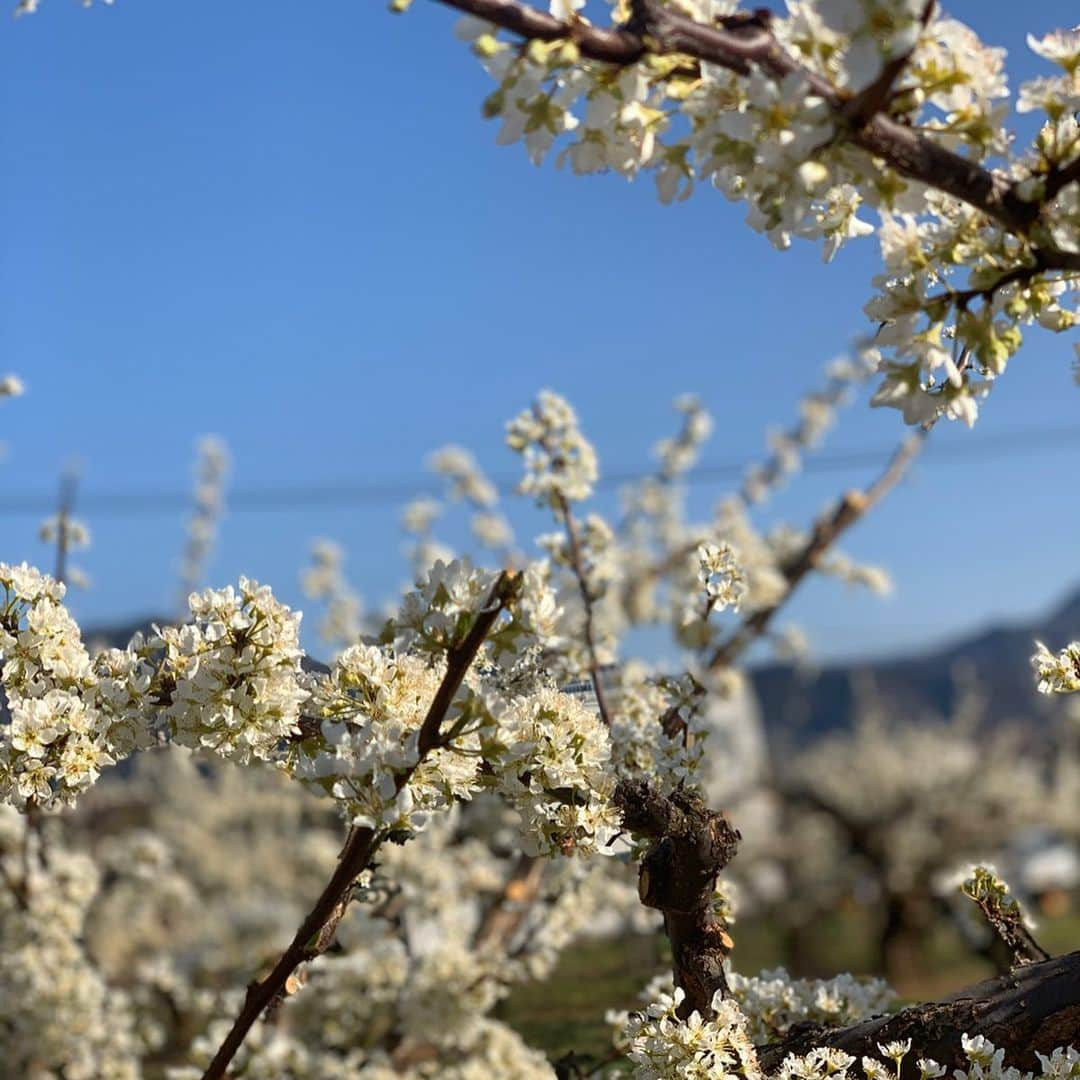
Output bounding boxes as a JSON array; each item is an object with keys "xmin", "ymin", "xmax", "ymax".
[
  {"xmin": 758, "ymin": 950, "xmax": 1080, "ymax": 1074},
  {"xmin": 614, "ymin": 778, "xmax": 740, "ymax": 1018}
]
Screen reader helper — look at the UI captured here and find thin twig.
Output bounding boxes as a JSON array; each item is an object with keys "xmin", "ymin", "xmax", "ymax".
[
  {"xmin": 929, "ymin": 262, "xmax": 1079, "ymax": 313},
  {"xmin": 555, "ymin": 492, "xmax": 614, "ymax": 727},
  {"xmin": 962, "ymin": 871, "xmax": 1051, "ymax": 969},
  {"xmin": 839, "ymin": 0, "xmax": 935, "ymax": 127},
  {"xmin": 709, "ymin": 431, "xmax": 926, "ymax": 670},
  {"xmin": 53, "ymin": 469, "xmax": 79, "ymax": 587}
]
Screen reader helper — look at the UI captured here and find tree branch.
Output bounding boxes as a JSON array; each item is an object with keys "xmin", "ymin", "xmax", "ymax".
[
  {"xmin": 1043, "ymin": 153, "xmax": 1080, "ymax": 204},
  {"xmin": 839, "ymin": 0, "xmax": 935, "ymax": 127},
  {"xmin": 200, "ymin": 570, "xmax": 521, "ymax": 1080},
  {"xmin": 928, "ymin": 259, "xmax": 1079, "ymax": 314},
  {"xmin": 709, "ymin": 431, "xmax": 925, "ymax": 670},
  {"xmin": 758, "ymin": 950, "xmax": 1080, "ymax": 1074},
  {"xmin": 472, "ymin": 851, "xmax": 547, "ymax": 950},
  {"xmin": 429, "ymin": 0, "xmax": 1080, "ymax": 272},
  {"xmin": 614, "ymin": 777, "xmax": 740, "ymax": 1018},
  {"xmin": 554, "ymin": 491, "xmax": 614, "ymax": 728},
  {"xmin": 962, "ymin": 870, "xmax": 1050, "ymax": 970}
]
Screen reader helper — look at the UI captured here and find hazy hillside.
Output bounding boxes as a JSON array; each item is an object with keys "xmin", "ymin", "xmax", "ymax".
[{"xmin": 749, "ymin": 587, "xmax": 1080, "ymax": 741}]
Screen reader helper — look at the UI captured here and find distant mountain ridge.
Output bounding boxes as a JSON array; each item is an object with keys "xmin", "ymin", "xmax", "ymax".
[{"xmin": 748, "ymin": 587, "xmax": 1080, "ymax": 741}]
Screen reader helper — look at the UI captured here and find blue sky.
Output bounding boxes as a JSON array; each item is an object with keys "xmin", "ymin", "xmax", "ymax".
[{"xmin": 1, "ymin": 0, "xmax": 1078, "ymax": 661}]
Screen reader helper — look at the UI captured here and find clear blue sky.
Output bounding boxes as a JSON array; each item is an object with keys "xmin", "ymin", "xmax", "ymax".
[{"xmin": 1, "ymin": 0, "xmax": 1077, "ymax": 661}]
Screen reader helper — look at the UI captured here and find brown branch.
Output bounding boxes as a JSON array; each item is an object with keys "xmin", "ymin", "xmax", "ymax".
[
  {"xmin": 437, "ymin": 0, "xmax": 645, "ymax": 61},
  {"xmin": 555, "ymin": 492, "xmax": 614, "ymax": 727},
  {"xmin": 963, "ymin": 873, "xmax": 1050, "ymax": 969},
  {"xmin": 1043, "ymin": 153, "xmax": 1080, "ymax": 204},
  {"xmin": 979, "ymin": 905, "xmax": 1051, "ymax": 970},
  {"xmin": 757, "ymin": 950, "xmax": 1080, "ymax": 1074},
  {"xmin": 839, "ymin": 0, "xmax": 935, "ymax": 127},
  {"xmin": 200, "ymin": 570, "xmax": 521, "ymax": 1080},
  {"xmin": 928, "ymin": 259, "xmax": 1079, "ymax": 314},
  {"xmin": 472, "ymin": 851, "xmax": 546, "ymax": 950},
  {"xmin": 614, "ymin": 778, "xmax": 740, "ymax": 1018},
  {"xmin": 0, "ymin": 858, "xmax": 28, "ymax": 911},
  {"xmin": 708, "ymin": 431, "xmax": 925, "ymax": 670},
  {"xmin": 429, "ymin": 0, "xmax": 1080, "ymax": 272}
]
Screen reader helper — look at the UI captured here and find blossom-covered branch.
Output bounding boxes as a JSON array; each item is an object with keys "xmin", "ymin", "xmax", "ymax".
[
  {"xmin": 200, "ymin": 569, "xmax": 522, "ymax": 1080},
  {"xmin": 710, "ymin": 430, "xmax": 924, "ymax": 668},
  {"xmin": 412, "ymin": 0, "xmax": 1078, "ymax": 426},
  {"xmin": 430, "ymin": 0, "xmax": 1073, "ymax": 253}
]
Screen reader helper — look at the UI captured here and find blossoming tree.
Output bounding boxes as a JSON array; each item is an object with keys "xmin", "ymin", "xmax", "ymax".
[{"xmin": 3, "ymin": 0, "xmax": 1080, "ymax": 1077}]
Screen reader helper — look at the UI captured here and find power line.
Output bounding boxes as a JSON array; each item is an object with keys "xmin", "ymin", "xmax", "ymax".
[{"xmin": 1, "ymin": 423, "xmax": 1079, "ymax": 519}]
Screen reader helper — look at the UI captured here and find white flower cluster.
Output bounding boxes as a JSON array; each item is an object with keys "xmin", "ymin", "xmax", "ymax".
[
  {"xmin": 742, "ymin": 354, "xmax": 875, "ymax": 506},
  {"xmin": 711, "ymin": 500, "xmax": 794, "ymax": 615},
  {"xmin": 815, "ymin": 0, "xmax": 928, "ymax": 89},
  {"xmin": 482, "ymin": 684, "xmax": 620, "ymax": 855},
  {"xmin": 0, "ymin": 563, "xmax": 150, "ymax": 807},
  {"xmin": 297, "ymin": 643, "xmax": 475, "ymax": 833},
  {"xmin": 15, "ymin": 0, "xmax": 114, "ymax": 13},
  {"xmin": 507, "ymin": 389, "xmax": 599, "ymax": 505},
  {"xmin": 38, "ymin": 515, "xmax": 90, "ymax": 550},
  {"xmin": 389, "ymin": 557, "xmax": 504, "ymax": 657},
  {"xmin": 1032, "ymin": 639, "xmax": 1080, "ymax": 694},
  {"xmin": 429, "ymin": 444, "xmax": 499, "ymax": 507},
  {"xmin": 160, "ymin": 577, "xmax": 308, "ymax": 764},
  {"xmin": 0, "ymin": 373, "xmax": 25, "ymax": 398},
  {"xmin": 398, "ymin": 445, "xmax": 516, "ymax": 578},
  {"xmin": 611, "ymin": 964, "xmax": 892, "ymax": 1057},
  {"xmin": 294, "ymin": 557, "xmax": 616, "ymax": 851},
  {"xmin": 38, "ymin": 513, "xmax": 92, "ymax": 590},
  {"xmin": 622, "ymin": 987, "xmax": 762, "ymax": 1080},
  {"xmin": 698, "ymin": 541, "xmax": 747, "ymax": 614},
  {"xmin": 727, "ymin": 967, "xmax": 894, "ymax": 1042},
  {"xmin": 451, "ymin": 6, "xmax": 1078, "ymax": 428},
  {"xmin": 655, "ymin": 394, "xmax": 714, "ymax": 481},
  {"xmin": 1019, "ymin": 30, "xmax": 1080, "ymax": 122},
  {"xmin": 818, "ymin": 550, "xmax": 892, "ymax": 596},
  {"xmin": 607, "ymin": 664, "xmax": 709, "ymax": 792},
  {"xmin": 0, "ymin": 807, "xmax": 142, "ymax": 1079},
  {"xmin": 538, "ymin": 510, "xmax": 621, "ymax": 672},
  {"xmin": 777, "ymin": 1035, "xmax": 1079, "ymax": 1080},
  {"xmin": 401, "ymin": 503, "xmax": 458, "ymax": 582},
  {"xmin": 697, "ymin": 541, "xmax": 745, "ymax": 609}
]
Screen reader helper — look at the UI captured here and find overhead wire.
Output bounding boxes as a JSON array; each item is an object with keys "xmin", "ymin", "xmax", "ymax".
[{"xmin": 1, "ymin": 423, "xmax": 1078, "ymax": 518}]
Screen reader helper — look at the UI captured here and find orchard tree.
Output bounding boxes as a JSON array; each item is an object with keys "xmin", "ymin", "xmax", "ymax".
[
  {"xmin": 743, "ymin": 686, "xmax": 1080, "ymax": 984},
  {"xmin": 2, "ymin": 1, "xmax": 1080, "ymax": 1079}
]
